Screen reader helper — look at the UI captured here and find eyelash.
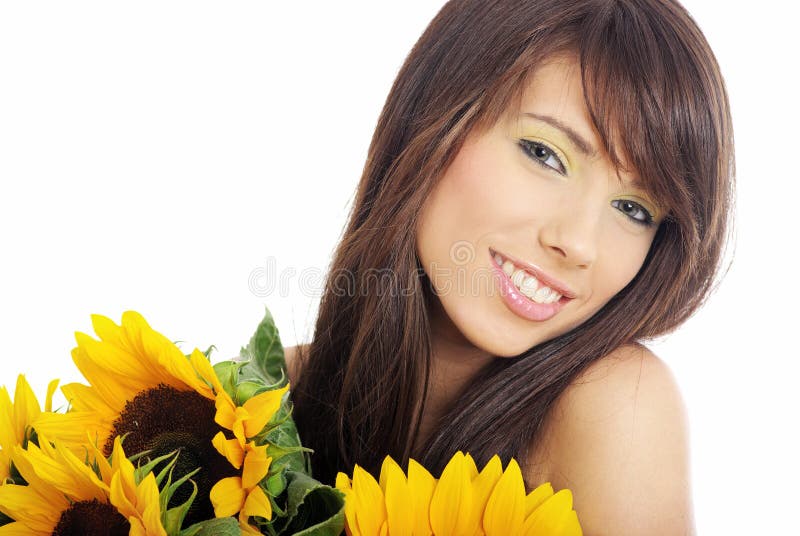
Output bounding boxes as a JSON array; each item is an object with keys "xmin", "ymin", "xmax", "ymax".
[
  {"xmin": 518, "ymin": 139, "xmax": 656, "ymax": 228},
  {"xmin": 518, "ymin": 139, "xmax": 566, "ymax": 174}
]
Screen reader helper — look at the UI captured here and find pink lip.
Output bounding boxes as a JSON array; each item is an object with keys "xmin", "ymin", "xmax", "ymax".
[
  {"xmin": 489, "ymin": 248, "xmax": 574, "ymax": 322},
  {"xmin": 489, "ymin": 247, "xmax": 576, "ymax": 299}
]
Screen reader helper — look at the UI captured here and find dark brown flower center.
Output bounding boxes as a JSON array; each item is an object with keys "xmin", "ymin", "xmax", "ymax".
[
  {"xmin": 105, "ymin": 384, "xmax": 238, "ymax": 527},
  {"xmin": 52, "ymin": 499, "xmax": 129, "ymax": 536}
]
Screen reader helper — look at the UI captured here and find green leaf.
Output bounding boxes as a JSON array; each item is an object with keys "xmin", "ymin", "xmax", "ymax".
[
  {"xmin": 272, "ymin": 471, "xmax": 345, "ymax": 536},
  {"xmin": 238, "ymin": 306, "xmax": 288, "ymax": 387},
  {"xmin": 179, "ymin": 517, "xmax": 241, "ymax": 536}
]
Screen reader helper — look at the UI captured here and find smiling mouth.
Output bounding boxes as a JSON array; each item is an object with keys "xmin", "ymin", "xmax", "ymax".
[
  {"xmin": 489, "ymin": 247, "xmax": 576, "ymax": 304},
  {"xmin": 488, "ymin": 248, "xmax": 573, "ymax": 322}
]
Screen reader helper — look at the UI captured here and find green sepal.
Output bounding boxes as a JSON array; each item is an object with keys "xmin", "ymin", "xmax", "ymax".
[
  {"xmin": 163, "ymin": 479, "xmax": 198, "ymax": 535},
  {"xmin": 129, "ymin": 449, "xmax": 201, "ymax": 535},
  {"xmin": 233, "ymin": 380, "xmax": 274, "ymax": 405},
  {"xmin": 179, "ymin": 517, "xmax": 241, "ymax": 536},
  {"xmin": 212, "ymin": 360, "xmax": 247, "ymax": 399},
  {"xmin": 134, "ymin": 450, "xmax": 181, "ymax": 485},
  {"xmin": 161, "ymin": 466, "xmax": 201, "ymax": 534},
  {"xmin": 180, "ymin": 344, "xmax": 216, "ymax": 361},
  {"xmin": 265, "ymin": 471, "xmax": 287, "ymax": 498}
]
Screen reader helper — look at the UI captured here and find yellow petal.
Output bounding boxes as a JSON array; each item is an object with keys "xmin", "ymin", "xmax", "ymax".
[
  {"xmin": 464, "ymin": 453, "xmax": 479, "ymax": 481},
  {"xmin": 242, "ymin": 443, "xmax": 271, "ymax": 489},
  {"xmin": 134, "ymin": 473, "xmax": 161, "ymax": 517},
  {"xmin": 0, "ymin": 386, "xmax": 15, "ymax": 453},
  {"xmin": 0, "ymin": 520, "xmax": 51, "ymax": 536},
  {"xmin": 13, "ymin": 376, "xmax": 41, "ymax": 439},
  {"xmin": 381, "ymin": 456, "xmax": 412, "ymax": 536},
  {"xmin": 118, "ymin": 312, "xmax": 193, "ymax": 389},
  {"xmin": 128, "ymin": 519, "xmax": 147, "ymax": 536},
  {"xmin": 483, "ymin": 459, "xmax": 525, "ymax": 535},
  {"xmin": 110, "ymin": 470, "xmax": 139, "ymax": 520},
  {"xmin": 430, "ymin": 452, "xmax": 475, "ymax": 536},
  {"xmin": 189, "ymin": 349, "xmax": 224, "ymax": 398},
  {"xmin": 5, "ymin": 445, "xmax": 65, "ymax": 506},
  {"xmin": 335, "ymin": 472, "xmax": 353, "ymax": 492},
  {"xmin": 142, "ymin": 497, "xmax": 168, "ymax": 536},
  {"xmin": 0, "ymin": 483, "xmax": 65, "ymax": 533},
  {"xmin": 212, "ymin": 431, "xmax": 245, "ymax": 469},
  {"xmin": 525, "ymin": 482, "xmax": 554, "ymax": 516},
  {"xmin": 111, "ymin": 438, "xmax": 144, "ymax": 520},
  {"xmin": 467, "ymin": 455, "xmax": 503, "ymax": 532},
  {"xmin": 352, "ymin": 464, "xmax": 387, "ymax": 536},
  {"xmin": 407, "ymin": 459, "xmax": 435, "ymax": 536},
  {"xmin": 34, "ymin": 410, "xmax": 112, "ymax": 452},
  {"xmin": 21, "ymin": 441, "xmax": 107, "ymax": 502},
  {"xmin": 214, "ymin": 391, "xmax": 239, "ymax": 434},
  {"xmin": 70, "ymin": 336, "xmax": 138, "ymax": 411},
  {"xmin": 241, "ymin": 385, "xmax": 289, "ymax": 438},
  {"xmin": 522, "ymin": 489, "xmax": 583, "ymax": 536},
  {"xmin": 240, "ymin": 519, "xmax": 265, "ymax": 535},
  {"xmin": 78, "ymin": 333, "xmax": 158, "ymax": 392},
  {"xmin": 335, "ymin": 473, "xmax": 358, "ymax": 536},
  {"xmin": 210, "ymin": 476, "xmax": 247, "ymax": 518},
  {"xmin": 242, "ymin": 484, "xmax": 273, "ymax": 521},
  {"xmin": 45, "ymin": 378, "xmax": 60, "ymax": 412}
]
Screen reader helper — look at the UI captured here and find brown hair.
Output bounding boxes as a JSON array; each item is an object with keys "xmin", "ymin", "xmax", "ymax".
[{"xmin": 292, "ymin": 0, "xmax": 734, "ymax": 487}]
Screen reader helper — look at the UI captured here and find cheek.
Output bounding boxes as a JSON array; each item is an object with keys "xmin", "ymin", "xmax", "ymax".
[
  {"xmin": 593, "ymin": 234, "xmax": 653, "ymax": 301},
  {"xmin": 416, "ymin": 139, "xmax": 512, "ymax": 266}
]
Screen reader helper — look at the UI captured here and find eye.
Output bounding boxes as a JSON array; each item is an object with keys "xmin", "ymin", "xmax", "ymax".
[
  {"xmin": 611, "ymin": 199, "xmax": 655, "ymax": 227},
  {"xmin": 518, "ymin": 140, "xmax": 566, "ymax": 174}
]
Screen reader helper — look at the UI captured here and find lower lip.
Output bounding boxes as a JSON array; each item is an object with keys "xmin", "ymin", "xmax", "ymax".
[{"xmin": 490, "ymin": 252, "xmax": 570, "ymax": 322}]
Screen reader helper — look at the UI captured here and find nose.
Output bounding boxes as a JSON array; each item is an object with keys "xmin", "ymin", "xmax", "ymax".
[{"xmin": 538, "ymin": 200, "xmax": 600, "ymax": 269}]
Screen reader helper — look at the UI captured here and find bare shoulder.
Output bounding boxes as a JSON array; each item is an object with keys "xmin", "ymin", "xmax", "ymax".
[
  {"xmin": 283, "ymin": 343, "xmax": 310, "ymax": 385},
  {"xmin": 526, "ymin": 343, "xmax": 695, "ymax": 535}
]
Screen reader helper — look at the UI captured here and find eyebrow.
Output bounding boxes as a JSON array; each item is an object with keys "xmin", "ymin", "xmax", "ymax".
[
  {"xmin": 522, "ymin": 112, "xmax": 646, "ymax": 191},
  {"xmin": 522, "ymin": 112, "xmax": 597, "ymax": 157}
]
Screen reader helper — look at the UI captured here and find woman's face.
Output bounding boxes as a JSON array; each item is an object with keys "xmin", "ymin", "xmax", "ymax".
[{"xmin": 416, "ymin": 54, "xmax": 663, "ymax": 357}]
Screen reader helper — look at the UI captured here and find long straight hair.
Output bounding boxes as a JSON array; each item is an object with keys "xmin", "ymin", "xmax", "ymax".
[{"xmin": 292, "ymin": 0, "xmax": 735, "ymax": 487}]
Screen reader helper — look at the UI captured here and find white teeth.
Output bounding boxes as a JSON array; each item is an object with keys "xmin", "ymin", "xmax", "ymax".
[
  {"xmin": 494, "ymin": 253, "xmax": 561, "ymax": 303},
  {"xmin": 546, "ymin": 291, "xmax": 562, "ymax": 304},
  {"xmin": 520, "ymin": 282, "xmax": 538, "ymax": 299},
  {"xmin": 521, "ymin": 275, "xmax": 538, "ymax": 292},
  {"xmin": 496, "ymin": 252, "xmax": 565, "ymax": 304},
  {"xmin": 511, "ymin": 269, "xmax": 526, "ymax": 287},
  {"xmin": 533, "ymin": 287, "xmax": 552, "ymax": 303}
]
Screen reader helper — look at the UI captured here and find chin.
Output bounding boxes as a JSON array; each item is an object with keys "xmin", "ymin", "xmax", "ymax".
[{"xmin": 460, "ymin": 318, "xmax": 547, "ymax": 359}]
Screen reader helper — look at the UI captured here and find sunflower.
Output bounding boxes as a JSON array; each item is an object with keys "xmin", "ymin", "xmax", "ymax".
[
  {"xmin": 207, "ymin": 374, "xmax": 288, "ymax": 532},
  {"xmin": 0, "ymin": 374, "xmax": 59, "ymax": 484},
  {"xmin": 0, "ymin": 435, "xmax": 165, "ymax": 535},
  {"xmin": 32, "ymin": 311, "xmax": 273, "ymax": 527},
  {"xmin": 335, "ymin": 452, "xmax": 583, "ymax": 536}
]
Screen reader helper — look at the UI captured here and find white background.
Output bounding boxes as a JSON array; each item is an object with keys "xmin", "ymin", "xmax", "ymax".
[{"xmin": 0, "ymin": 1, "xmax": 796, "ymax": 532}]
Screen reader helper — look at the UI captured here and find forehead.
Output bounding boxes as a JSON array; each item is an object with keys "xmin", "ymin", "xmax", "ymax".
[{"xmin": 515, "ymin": 55, "xmax": 590, "ymax": 137}]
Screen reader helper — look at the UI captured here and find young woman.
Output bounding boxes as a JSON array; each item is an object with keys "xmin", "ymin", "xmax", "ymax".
[{"xmin": 287, "ymin": 0, "xmax": 733, "ymax": 532}]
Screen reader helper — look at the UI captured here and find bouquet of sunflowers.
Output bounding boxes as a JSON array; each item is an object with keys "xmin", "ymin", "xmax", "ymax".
[{"xmin": 0, "ymin": 309, "xmax": 581, "ymax": 535}]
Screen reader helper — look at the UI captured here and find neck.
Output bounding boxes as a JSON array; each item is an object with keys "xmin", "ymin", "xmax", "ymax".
[{"xmin": 414, "ymin": 295, "xmax": 493, "ymax": 449}]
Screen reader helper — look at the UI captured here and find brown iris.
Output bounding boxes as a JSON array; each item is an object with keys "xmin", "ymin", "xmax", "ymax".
[{"xmin": 105, "ymin": 384, "xmax": 237, "ymax": 527}]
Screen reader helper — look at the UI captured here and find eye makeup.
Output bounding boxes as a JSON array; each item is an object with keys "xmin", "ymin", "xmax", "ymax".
[{"xmin": 518, "ymin": 139, "xmax": 567, "ymax": 175}]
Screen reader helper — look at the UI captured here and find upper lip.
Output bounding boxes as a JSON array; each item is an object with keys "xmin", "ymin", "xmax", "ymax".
[{"xmin": 489, "ymin": 247, "xmax": 577, "ymax": 299}]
